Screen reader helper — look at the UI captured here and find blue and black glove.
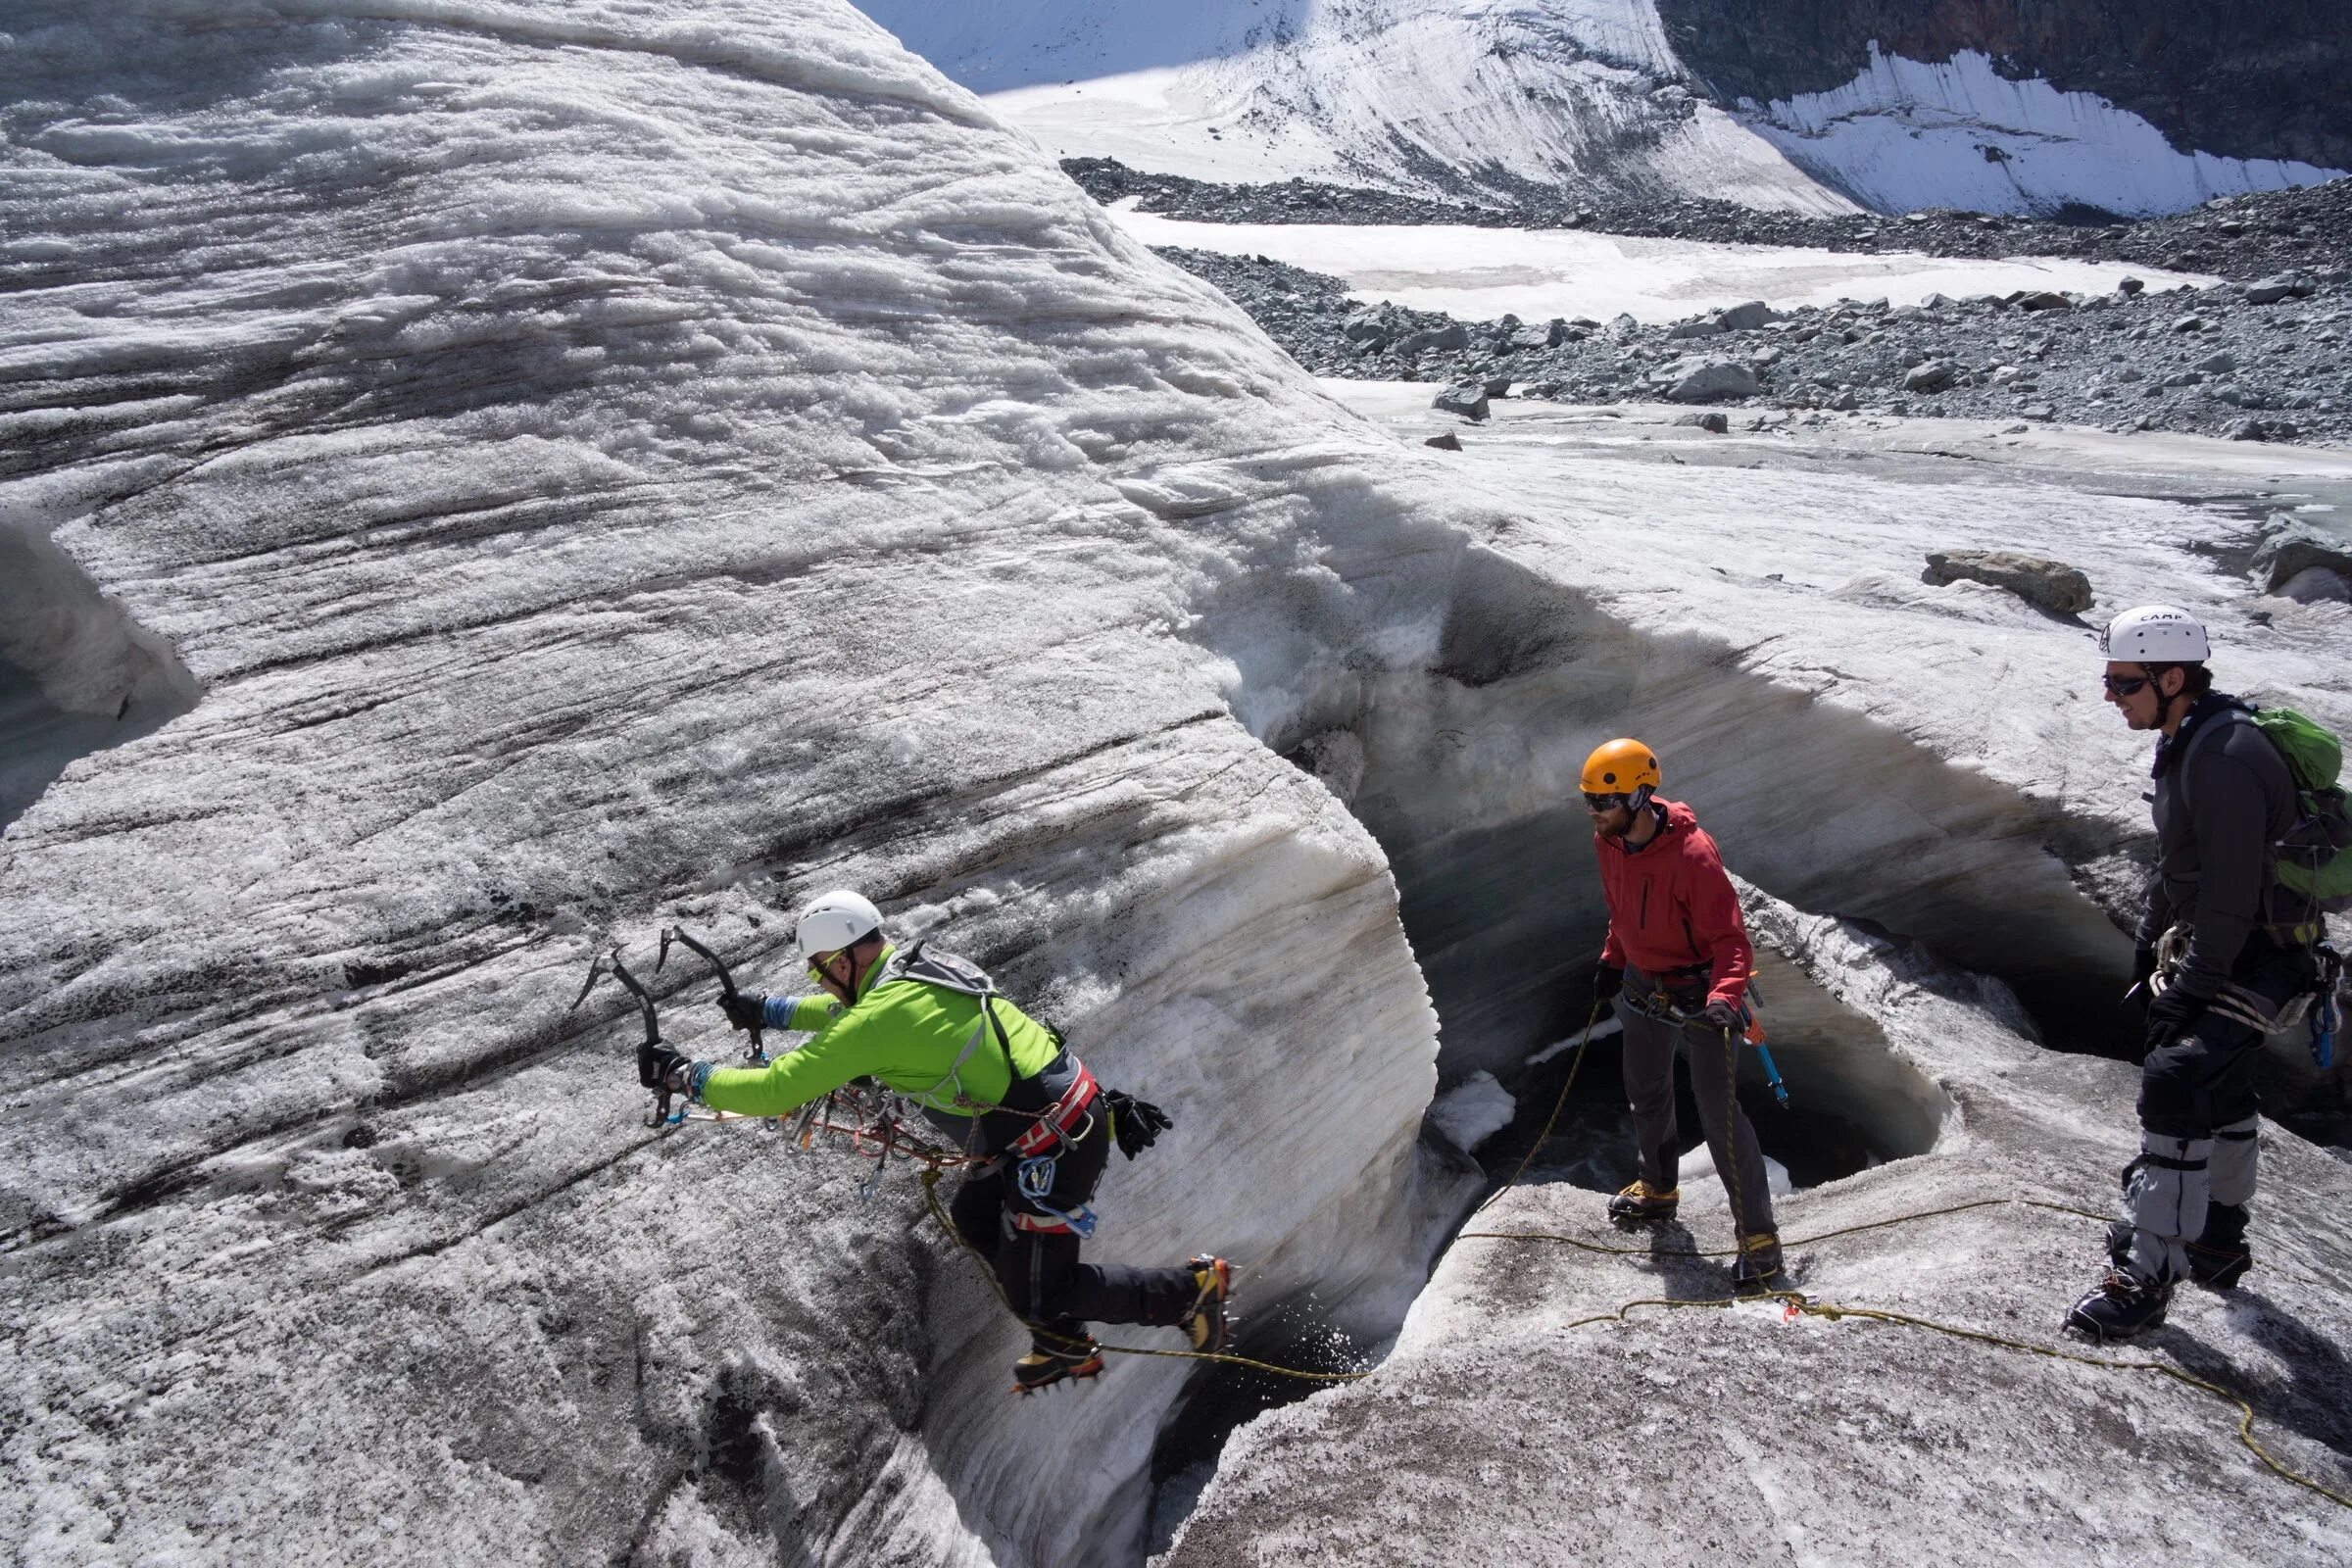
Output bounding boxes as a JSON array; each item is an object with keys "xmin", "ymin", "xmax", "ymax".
[{"xmin": 716, "ymin": 992, "xmax": 767, "ymax": 1033}]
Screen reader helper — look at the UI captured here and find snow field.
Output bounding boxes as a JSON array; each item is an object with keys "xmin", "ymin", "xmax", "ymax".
[{"xmin": 1111, "ymin": 205, "xmax": 2216, "ymax": 323}]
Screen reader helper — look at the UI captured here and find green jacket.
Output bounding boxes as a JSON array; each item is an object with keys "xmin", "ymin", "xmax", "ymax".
[{"xmin": 699, "ymin": 943, "xmax": 1065, "ymax": 1120}]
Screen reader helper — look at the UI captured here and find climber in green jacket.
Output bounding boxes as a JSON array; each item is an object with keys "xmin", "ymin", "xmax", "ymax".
[{"xmin": 641, "ymin": 889, "xmax": 1231, "ymax": 1393}]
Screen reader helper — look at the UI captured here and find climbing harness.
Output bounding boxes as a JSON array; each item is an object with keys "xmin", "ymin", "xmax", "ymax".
[
  {"xmin": 1623, "ymin": 969, "xmax": 1790, "ymax": 1107},
  {"xmin": 2148, "ymin": 924, "xmax": 2328, "ymax": 1049}
]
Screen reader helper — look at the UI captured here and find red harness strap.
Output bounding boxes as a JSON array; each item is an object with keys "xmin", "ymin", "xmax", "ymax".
[{"xmin": 1006, "ymin": 1062, "xmax": 1100, "ymax": 1158}]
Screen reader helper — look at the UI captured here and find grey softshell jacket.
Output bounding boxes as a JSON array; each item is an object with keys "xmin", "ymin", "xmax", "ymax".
[{"xmin": 2137, "ymin": 693, "xmax": 2298, "ymax": 999}]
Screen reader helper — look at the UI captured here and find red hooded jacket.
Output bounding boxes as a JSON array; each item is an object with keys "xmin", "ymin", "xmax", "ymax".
[{"xmin": 1594, "ymin": 798, "xmax": 1753, "ymax": 1010}]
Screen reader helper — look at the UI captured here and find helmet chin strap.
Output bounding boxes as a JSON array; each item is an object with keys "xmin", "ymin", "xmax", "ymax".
[{"xmin": 1628, "ymin": 783, "xmax": 1655, "ymax": 814}]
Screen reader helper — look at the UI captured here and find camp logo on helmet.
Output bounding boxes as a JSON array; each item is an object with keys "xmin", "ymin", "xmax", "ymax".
[{"xmin": 2101, "ymin": 605, "xmax": 2210, "ymax": 664}]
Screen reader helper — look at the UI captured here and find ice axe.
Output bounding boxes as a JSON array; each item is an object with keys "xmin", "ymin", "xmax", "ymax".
[
  {"xmin": 570, "ymin": 945, "xmax": 680, "ymax": 1128},
  {"xmin": 660, "ymin": 924, "xmax": 765, "ymax": 1064}
]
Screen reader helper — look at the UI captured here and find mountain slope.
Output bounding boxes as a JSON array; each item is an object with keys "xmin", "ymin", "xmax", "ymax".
[{"xmin": 857, "ymin": 0, "xmax": 2345, "ymax": 216}]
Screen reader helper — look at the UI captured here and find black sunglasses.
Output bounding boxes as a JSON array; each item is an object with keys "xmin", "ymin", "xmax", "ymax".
[
  {"xmin": 2102, "ymin": 673, "xmax": 2151, "ymax": 698},
  {"xmin": 1583, "ymin": 791, "xmax": 1629, "ymax": 812}
]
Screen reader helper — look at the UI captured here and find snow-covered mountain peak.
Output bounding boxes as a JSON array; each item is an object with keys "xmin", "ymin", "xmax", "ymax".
[{"xmin": 858, "ymin": 0, "xmax": 2345, "ymax": 217}]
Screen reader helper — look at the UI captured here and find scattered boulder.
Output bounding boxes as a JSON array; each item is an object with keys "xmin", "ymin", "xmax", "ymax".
[
  {"xmin": 1715, "ymin": 300, "xmax": 1777, "ymax": 331},
  {"xmin": 1660, "ymin": 357, "xmax": 1759, "ymax": 403},
  {"xmin": 2014, "ymin": 290, "xmax": 2072, "ymax": 313},
  {"xmin": 1423, "ymin": 431, "xmax": 1463, "ymax": 451},
  {"xmin": 2242, "ymin": 272, "xmax": 2308, "ymax": 305},
  {"xmin": 2196, "ymin": 351, "xmax": 2239, "ymax": 375},
  {"xmin": 2225, "ymin": 416, "xmax": 2300, "ymax": 441},
  {"xmin": 2250, "ymin": 520, "xmax": 2352, "ymax": 593},
  {"xmin": 1398, "ymin": 320, "xmax": 1470, "ymax": 357},
  {"xmin": 2021, "ymin": 404, "xmax": 2056, "ymax": 421},
  {"xmin": 1903, "ymin": 360, "xmax": 1955, "ymax": 393},
  {"xmin": 1342, "ymin": 312, "xmax": 1392, "ymax": 345},
  {"xmin": 1922, "ymin": 550, "xmax": 2094, "ymax": 614},
  {"xmin": 1675, "ymin": 411, "xmax": 1730, "ymax": 433},
  {"xmin": 2278, "ymin": 565, "xmax": 2352, "ymax": 603},
  {"xmin": 2117, "ymin": 276, "xmax": 2144, "ymax": 296},
  {"xmin": 1433, "ymin": 380, "xmax": 1490, "ymax": 421},
  {"xmin": 1667, "ymin": 318, "xmax": 1727, "ymax": 339}
]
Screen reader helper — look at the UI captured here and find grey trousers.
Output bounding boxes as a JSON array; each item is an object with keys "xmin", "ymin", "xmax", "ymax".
[
  {"xmin": 2122, "ymin": 939, "xmax": 2311, "ymax": 1283},
  {"xmin": 1616, "ymin": 970, "xmax": 1778, "ymax": 1240}
]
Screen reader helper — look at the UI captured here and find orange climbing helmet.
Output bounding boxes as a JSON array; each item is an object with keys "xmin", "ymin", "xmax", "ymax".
[{"xmin": 1581, "ymin": 738, "xmax": 1661, "ymax": 801}]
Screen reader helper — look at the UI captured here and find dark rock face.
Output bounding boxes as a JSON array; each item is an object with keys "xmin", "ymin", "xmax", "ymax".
[{"xmin": 1655, "ymin": 1, "xmax": 2352, "ymax": 172}]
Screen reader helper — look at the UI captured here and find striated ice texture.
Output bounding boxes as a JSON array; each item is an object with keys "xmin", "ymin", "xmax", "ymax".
[{"xmin": 5, "ymin": 5, "xmax": 2351, "ymax": 1567}]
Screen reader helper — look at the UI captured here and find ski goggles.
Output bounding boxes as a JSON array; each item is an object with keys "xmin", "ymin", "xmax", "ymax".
[
  {"xmin": 1582, "ymin": 791, "xmax": 1630, "ymax": 812},
  {"xmin": 2101, "ymin": 672, "xmax": 2151, "ymax": 698}
]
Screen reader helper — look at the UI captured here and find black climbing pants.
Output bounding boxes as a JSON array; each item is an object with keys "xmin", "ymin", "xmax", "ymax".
[
  {"xmin": 2123, "ymin": 937, "xmax": 2316, "ymax": 1283},
  {"xmin": 949, "ymin": 1108, "xmax": 1196, "ymax": 1345},
  {"xmin": 1616, "ymin": 968, "xmax": 1778, "ymax": 1243}
]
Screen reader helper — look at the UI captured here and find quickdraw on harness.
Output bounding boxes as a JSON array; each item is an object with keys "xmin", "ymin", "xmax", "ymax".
[
  {"xmin": 2148, "ymin": 924, "xmax": 2339, "ymax": 1067},
  {"xmin": 1627, "ymin": 965, "xmax": 1790, "ymax": 1107}
]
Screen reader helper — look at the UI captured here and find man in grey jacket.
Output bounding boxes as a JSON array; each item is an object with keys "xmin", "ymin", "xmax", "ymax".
[{"xmin": 2069, "ymin": 606, "xmax": 2314, "ymax": 1340}]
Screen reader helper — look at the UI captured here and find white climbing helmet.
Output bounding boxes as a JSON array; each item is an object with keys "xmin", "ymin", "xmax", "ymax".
[
  {"xmin": 2102, "ymin": 604, "xmax": 2210, "ymax": 664},
  {"xmin": 794, "ymin": 889, "xmax": 883, "ymax": 962}
]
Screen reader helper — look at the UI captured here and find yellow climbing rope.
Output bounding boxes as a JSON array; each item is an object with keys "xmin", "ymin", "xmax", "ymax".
[
  {"xmin": 916, "ymin": 1168, "xmax": 1370, "ymax": 1385},
  {"xmin": 687, "ymin": 999, "xmax": 2352, "ymax": 1508},
  {"xmin": 1475, "ymin": 998, "xmax": 2352, "ymax": 1513}
]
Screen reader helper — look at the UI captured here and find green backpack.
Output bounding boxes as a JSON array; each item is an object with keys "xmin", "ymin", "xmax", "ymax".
[{"xmin": 2244, "ymin": 707, "xmax": 2352, "ymax": 927}]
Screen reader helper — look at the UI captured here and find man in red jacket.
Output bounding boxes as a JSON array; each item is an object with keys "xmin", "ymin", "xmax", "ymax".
[{"xmin": 1582, "ymin": 737, "xmax": 1782, "ymax": 1290}]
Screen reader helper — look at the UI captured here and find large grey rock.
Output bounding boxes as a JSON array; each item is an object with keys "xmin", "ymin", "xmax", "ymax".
[
  {"xmin": 1398, "ymin": 319, "xmax": 1470, "ymax": 356},
  {"xmin": 1433, "ymin": 380, "xmax": 1491, "ymax": 421},
  {"xmin": 1715, "ymin": 300, "xmax": 1777, "ymax": 331},
  {"xmin": 1342, "ymin": 311, "xmax": 1393, "ymax": 344},
  {"xmin": 2226, "ymin": 416, "xmax": 2300, "ymax": 441},
  {"xmin": 2014, "ymin": 290, "xmax": 2073, "ymax": 313},
  {"xmin": 1675, "ymin": 411, "xmax": 1730, "ymax": 433},
  {"xmin": 1667, "ymin": 317, "xmax": 1727, "ymax": 340},
  {"xmin": 2244, "ymin": 272, "xmax": 2308, "ymax": 305},
  {"xmin": 1660, "ymin": 357, "xmax": 1759, "ymax": 403},
  {"xmin": 1903, "ymin": 360, "xmax": 1955, "ymax": 393},
  {"xmin": 2251, "ymin": 521, "xmax": 2352, "ymax": 593},
  {"xmin": 1921, "ymin": 550, "xmax": 2093, "ymax": 615}
]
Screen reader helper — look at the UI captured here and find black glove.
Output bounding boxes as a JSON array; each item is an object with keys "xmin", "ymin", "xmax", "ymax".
[
  {"xmin": 716, "ymin": 992, "xmax": 767, "ymax": 1032},
  {"xmin": 1592, "ymin": 964, "xmax": 1624, "ymax": 1004},
  {"xmin": 2144, "ymin": 989, "xmax": 2206, "ymax": 1052},
  {"xmin": 640, "ymin": 1040, "xmax": 692, "ymax": 1091},
  {"xmin": 1104, "ymin": 1091, "xmax": 1173, "ymax": 1160},
  {"xmin": 2129, "ymin": 944, "xmax": 2158, "ymax": 1001}
]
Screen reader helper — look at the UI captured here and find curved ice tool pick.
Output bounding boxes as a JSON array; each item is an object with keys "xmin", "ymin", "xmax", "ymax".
[
  {"xmin": 659, "ymin": 924, "xmax": 765, "ymax": 1065},
  {"xmin": 569, "ymin": 946, "xmax": 686, "ymax": 1129}
]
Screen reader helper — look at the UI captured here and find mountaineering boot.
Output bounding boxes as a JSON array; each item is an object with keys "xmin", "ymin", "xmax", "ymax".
[
  {"xmin": 1011, "ymin": 1332, "xmax": 1104, "ymax": 1394},
  {"xmin": 2065, "ymin": 1270, "xmax": 2172, "ymax": 1342},
  {"xmin": 2187, "ymin": 1202, "xmax": 2251, "ymax": 1290},
  {"xmin": 1606, "ymin": 1180, "xmax": 1680, "ymax": 1228},
  {"xmin": 1731, "ymin": 1232, "xmax": 1784, "ymax": 1293},
  {"xmin": 1181, "ymin": 1255, "xmax": 1232, "ymax": 1353}
]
